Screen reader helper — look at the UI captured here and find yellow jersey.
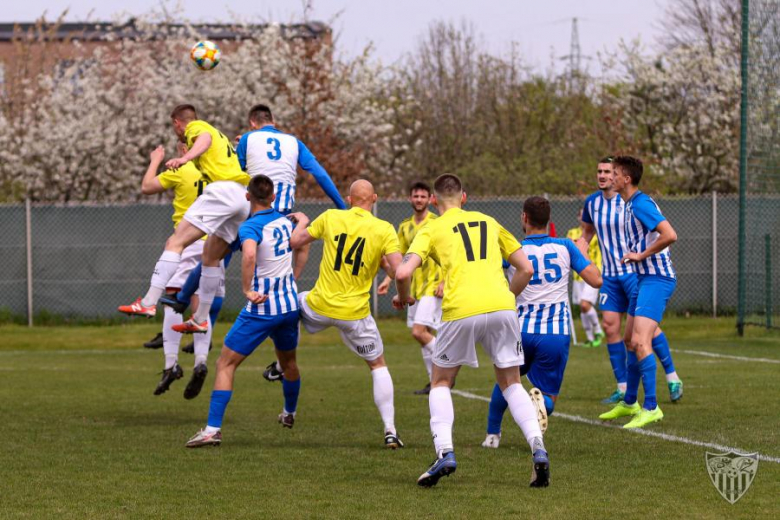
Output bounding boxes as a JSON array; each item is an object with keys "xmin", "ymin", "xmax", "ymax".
[
  {"xmin": 158, "ymin": 161, "xmax": 207, "ymax": 229},
  {"xmin": 306, "ymin": 207, "xmax": 401, "ymax": 320},
  {"xmin": 397, "ymin": 212, "xmax": 442, "ymax": 299},
  {"xmin": 408, "ymin": 208, "xmax": 521, "ymax": 321},
  {"xmin": 566, "ymin": 227, "xmax": 602, "ymax": 282},
  {"xmin": 184, "ymin": 120, "xmax": 249, "ymax": 186}
]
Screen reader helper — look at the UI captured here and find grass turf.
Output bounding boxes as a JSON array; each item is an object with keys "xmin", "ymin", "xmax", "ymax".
[{"xmin": 1, "ymin": 316, "xmax": 778, "ymax": 519}]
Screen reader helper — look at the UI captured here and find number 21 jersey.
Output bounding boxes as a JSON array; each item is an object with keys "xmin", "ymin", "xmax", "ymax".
[
  {"xmin": 408, "ymin": 208, "xmax": 521, "ymax": 322},
  {"xmin": 306, "ymin": 207, "xmax": 400, "ymax": 321}
]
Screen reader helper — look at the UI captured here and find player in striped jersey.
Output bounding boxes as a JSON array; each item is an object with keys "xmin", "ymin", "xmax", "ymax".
[
  {"xmin": 579, "ymin": 157, "xmax": 682, "ymax": 405},
  {"xmin": 186, "ymin": 175, "xmax": 301, "ymax": 448},
  {"xmin": 377, "ymin": 181, "xmax": 443, "ymax": 395},
  {"xmin": 599, "ymin": 156, "xmax": 678, "ymax": 429},
  {"xmin": 483, "ymin": 197, "xmax": 602, "ymax": 448},
  {"xmin": 566, "ymin": 209, "xmax": 604, "ymax": 347}
]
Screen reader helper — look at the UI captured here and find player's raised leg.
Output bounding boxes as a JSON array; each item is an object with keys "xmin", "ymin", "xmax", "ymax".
[
  {"xmin": 175, "ymin": 236, "xmax": 231, "ymax": 333},
  {"xmin": 652, "ymin": 327, "xmax": 683, "ymax": 402},
  {"xmin": 364, "ymin": 354, "xmax": 402, "ymax": 447}
]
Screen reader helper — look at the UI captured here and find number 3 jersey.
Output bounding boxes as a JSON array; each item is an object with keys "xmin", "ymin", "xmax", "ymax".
[
  {"xmin": 237, "ymin": 209, "xmax": 298, "ymax": 316},
  {"xmin": 306, "ymin": 207, "xmax": 400, "ymax": 321},
  {"xmin": 408, "ymin": 208, "xmax": 521, "ymax": 322},
  {"xmin": 510, "ymin": 234, "xmax": 591, "ymax": 335}
]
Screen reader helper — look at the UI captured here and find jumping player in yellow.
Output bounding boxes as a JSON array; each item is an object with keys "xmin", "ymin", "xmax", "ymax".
[
  {"xmin": 394, "ymin": 174, "xmax": 550, "ymax": 488},
  {"xmin": 284, "ymin": 179, "xmax": 405, "ymax": 448}
]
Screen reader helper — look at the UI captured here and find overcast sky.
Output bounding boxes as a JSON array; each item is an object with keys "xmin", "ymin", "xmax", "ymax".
[{"xmin": 3, "ymin": 0, "xmax": 669, "ymax": 70}]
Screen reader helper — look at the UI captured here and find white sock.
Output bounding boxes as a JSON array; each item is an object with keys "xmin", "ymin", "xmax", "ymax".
[
  {"xmin": 503, "ymin": 383, "xmax": 543, "ymax": 451},
  {"xmin": 371, "ymin": 366, "xmax": 396, "ymax": 435},
  {"xmin": 192, "ymin": 266, "xmax": 222, "ymax": 322},
  {"xmin": 589, "ymin": 309, "xmax": 603, "ymax": 334},
  {"xmin": 421, "ymin": 339, "xmax": 435, "ymax": 380},
  {"xmin": 429, "ymin": 386, "xmax": 454, "ymax": 456},
  {"xmin": 204, "ymin": 425, "xmax": 220, "ymax": 434},
  {"xmin": 143, "ymin": 251, "xmax": 182, "ymax": 307},
  {"xmin": 163, "ymin": 306, "xmax": 182, "ymax": 369},
  {"xmin": 618, "ymin": 382, "xmax": 627, "ymax": 392},
  {"xmin": 580, "ymin": 312, "xmax": 594, "ymax": 342},
  {"xmin": 193, "ymin": 316, "xmax": 212, "ymax": 367},
  {"xmin": 666, "ymin": 371, "xmax": 680, "ymax": 382}
]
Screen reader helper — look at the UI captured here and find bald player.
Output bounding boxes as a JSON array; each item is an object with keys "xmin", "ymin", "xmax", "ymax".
[{"xmin": 280, "ymin": 180, "xmax": 405, "ymax": 448}]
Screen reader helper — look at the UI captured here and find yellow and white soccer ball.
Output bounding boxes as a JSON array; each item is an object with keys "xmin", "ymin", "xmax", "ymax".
[{"xmin": 190, "ymin": 40, "xmax": 221, "ymax": 71}]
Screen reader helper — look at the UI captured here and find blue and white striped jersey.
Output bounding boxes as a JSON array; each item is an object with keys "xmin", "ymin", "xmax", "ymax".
[
  {"xmin": 582, "ymin": 191, "xmax": 632, "ymax": 277},
  {"xmin": 236, "ymin": 125, "xmax": 346, "ymax": 214},
  {"xmin": 510, "ymin": 234, "xmax": 591, "ymax": 335},
  {"xmin": 237, "ymin": 208, "xmax": 299, "ymax": 316},
  {"xmin": 624, "ymin": 191, "xmax": 676, "ymax": 279}
]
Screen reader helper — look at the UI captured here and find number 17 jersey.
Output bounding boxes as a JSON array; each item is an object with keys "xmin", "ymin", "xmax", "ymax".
[
  {"xmin": 306, "ymin": 207, "xmax": 400, "ymax": 320},
  {"xmin": 408, "ymin": 208, "xmax": 521, "ymax": 322}
]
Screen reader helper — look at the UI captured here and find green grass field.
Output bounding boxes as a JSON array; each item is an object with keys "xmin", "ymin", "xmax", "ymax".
[{"xmin": 1, "ymin": 316, "xmax": 778, "ymax": 519}]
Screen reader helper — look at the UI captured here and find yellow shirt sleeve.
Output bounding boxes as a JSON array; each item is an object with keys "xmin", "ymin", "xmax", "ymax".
[
  {"xmin": 408, "ymin": 225, "xmax": 432, "ymax": 263},
  {"xmin": 157, "ymin": 168, "xmax": 181, "ymax": 190},
  {"xmin": 497, "ymin": 223, "xmax": 522, "ymax": 259},
  {"xmin": 383, "ymin": 224, "xmax": 401, "ymax": 256},
  {"xmin": 307, "ymin": 211, "xmax": 327, "ymax": 240}
]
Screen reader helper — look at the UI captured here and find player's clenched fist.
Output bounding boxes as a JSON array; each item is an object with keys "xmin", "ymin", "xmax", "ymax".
[
  {"xmin": 150, "ymin": 145, "xmax": 165, "ymax": 163},
  {"xmin": 245, "ymin": 290, "xmax": 269, "ymax": 304},
  {"xmin": 166, "ymin": 157, "xmax": 187, "ymax": 170},
  {"xmin": 392, "ymin": 294, "xmax": 416, "ymax": 310}
]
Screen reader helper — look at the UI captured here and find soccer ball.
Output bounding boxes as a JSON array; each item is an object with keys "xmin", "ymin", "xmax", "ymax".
[{"xmin": 190, "ymin": 41, "xmax": 221, "ymax": 71}]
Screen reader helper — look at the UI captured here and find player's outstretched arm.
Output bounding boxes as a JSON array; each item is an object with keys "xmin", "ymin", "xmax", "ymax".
[
  {"xmin": 579, "ymin": 264, "xmax": 603, "ymax": 289},
  {"xmin": 166, "ymin": 133, "xmax": 212, "ymax": 169},
  {"xmin": 507, "ymin": 248, "xmax": 534, "ymax": 296},
  {"xmin": 297, "ymin": 141, "xmax": 347, "ymax": 209},
  {"xmin": 140, "ymin": 146, "xmax": 167, "ymax": 195},
  {"xmin": 241, "ymin": 239, "xmax": 268, "ymax": 304},
  {"xmin": 288, "ymin": 213, "xmax": 316, "ymax": 250},
  {"xmin": 393, "ymin": 253, "xmax": 422, "ymax": 309}
]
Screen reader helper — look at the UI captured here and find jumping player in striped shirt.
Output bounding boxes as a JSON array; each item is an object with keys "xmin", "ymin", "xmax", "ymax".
[
  {"xmin": 578, "ymin": 157, "xmax": 683, "ymax": 405},
  {"xmin": 599, "ymin": 156, "xmax": 678, "ymax": 429},
  {"xmin": 185, "ymin": 175, "xmax": 301, "ymax": 448},
  {"xmin": 483, "ymin": 196, "xmax": 602, "ymax": 448}
]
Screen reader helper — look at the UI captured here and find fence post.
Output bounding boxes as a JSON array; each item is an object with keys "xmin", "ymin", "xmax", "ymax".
[
  {"xmin": 372, "ymin": 200, "xmax": 379, "ymax": 318},
  {"xmin": 25, "ymin": 197, "xmax": 33, "ymax": 327},
  {"xmin": 712, "ymin": 190, "xmax": 718, "ymax": 318},
  {"xmin": 766, "ymin": 234, "xmax": 772, "ymax": 329},
  {"xmin": 736, "ymin": 0, "xmax": 750, "ymax": 336}
]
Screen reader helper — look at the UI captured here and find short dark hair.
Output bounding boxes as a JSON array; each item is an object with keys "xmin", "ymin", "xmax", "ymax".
[
  {"xmin": 613, "ymin": 155, "xmax": 643, "ymax": 186},
  {"xmin": 248, "ymin": 104, "xmax": 274, "ymax": 125},
  {"xmin": 171, "ymin": 104, "xmax": 197, "ymax": 122},
  {"xmin": 433, "ymin": 174, "xmax": 462, "ymax": 198},
  {"xmin": 247, "ymin": 175, "xmax": 275, "ymax": 203},
  {"xmin": 409, "ymin": 181, "xmax": 431, "ymax": 196},
  {"xmin": 523, "ymin": 196, "xmax": 551, "ymax": 228},
  {"xmin": 598, "ymin": 156, "xmax": 614, "ymax": 164}
]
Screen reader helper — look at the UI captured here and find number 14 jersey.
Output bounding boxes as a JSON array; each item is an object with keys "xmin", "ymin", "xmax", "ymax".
[
  {"xmin": 408, "ymin": 208, "xmax": 521, "ymax": 322},
  {"xmin": 306, "ymin": 207, "xmax": 400, "ymax": 321}
]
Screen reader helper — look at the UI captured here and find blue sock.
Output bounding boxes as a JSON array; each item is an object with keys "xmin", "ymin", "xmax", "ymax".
[
  {"xmin": 207, "ymin": 390, "xmax": 233, "ymax": 428},
  {"xmin": 624, "ymin": 351, "xmax": 640, "ymax": 405},
  {"xmin": 607, "ymin": 341, "xmax": 628, "ymax": 384},
  {"xmin": 209, "ymin": 296, "xmax": 223, "ymax": 327},
  {"xmin": 176, "ymin": 262, "xmax": 201, "ymax": 305},
  {"xmin": 543, "ymin": 394, "xmax": 555, "ymax": 416},
  {"xmin": 223, "ymin": 250, "xmax": 234, "ymax": 269},
  {"xmin": 282, "ymin": 377, "xmax": 301, "ymax": 414},
  {"xmin": 652, "ymin": 333, "xmax": 676, "ymax": 375},
  {"xmin": 639, "ymin": 355, "xmax": 658, "ymax": 410},
  {"xmin": 486, "ymin": 383, "xmax": 508, "ymax": 434}
]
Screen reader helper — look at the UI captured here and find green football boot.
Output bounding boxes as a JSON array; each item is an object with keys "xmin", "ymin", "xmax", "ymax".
[
  {"xmin": 624, "ymin": 406, "xmax": 664, "ymax": 429},
  {"xmin": 598, "ymin": 401, "xmax": 640, "ymax": 420},
  {"xmin": 668, "ymin": 380, "xmax": 683, "ymax": 403}
]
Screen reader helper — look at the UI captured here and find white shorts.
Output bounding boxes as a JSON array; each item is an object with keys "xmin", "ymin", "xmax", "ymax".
[
  {"xmin": 166, "ymin": 240, "xmax": 226, "ymax": 298},
  {"xmin": 298, "ymin": 292, "xmax": 384, "ymax": 361},
  {"xmin": 406, "ymin": 295, "xmax": 442, "ymax": 329},
  {"xmin": 435, "ymin": 310, "xmax": 523, "ymax": 369},
  {"xmin": 573, "ymin": 280, "xmax": 599, "ymax": 306},
  {"xmin": 182, "ymin": 181, "xmax": 250, "ymax": 243}
]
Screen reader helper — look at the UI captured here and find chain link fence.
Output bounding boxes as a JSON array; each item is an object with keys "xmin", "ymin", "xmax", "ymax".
[{"xmin": 1, "ymin": 193, "xmax": 770, "ymax": 324}]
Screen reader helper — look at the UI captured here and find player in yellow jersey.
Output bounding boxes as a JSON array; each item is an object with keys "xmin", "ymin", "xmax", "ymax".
[
  {"xmin": 119, "ymin": 105, "xmax": 250, "ymax": 337},
  {"xmin": 377, "ymin": 181, "xmax": 442, "ymax": 395},
  {"xmin": 135, "ymin": 144, "xmax": 224, "ymax": 398},
  {"xmin": 567, "ymin": 208, "xmax": 605, "ymax": 347},
  {"xmin": 394, "ymin": 174, "xmax": 550, "ymax": 488},
  {"xmin": 284, "ymin": 179, "xmax": 405, "ymax": 449}
]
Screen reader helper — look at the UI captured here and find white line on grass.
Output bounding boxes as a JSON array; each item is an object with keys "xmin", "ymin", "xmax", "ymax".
[
  {"xmin": 671, "ymin": 349, "xmax": 780, "ymax": 364},
  {"xmin": 451, "ymin": 389, "xmax": 780, "ymax": 464}
]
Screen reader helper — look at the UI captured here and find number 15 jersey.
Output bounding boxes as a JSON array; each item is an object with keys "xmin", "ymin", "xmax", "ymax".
[
  {"xmin": 408, "ymin": 208, "xmax": 521, "ymax": 322},
  {"xmin": 306, "ymin": 207, "xmax": 400, "ymax": 321}
]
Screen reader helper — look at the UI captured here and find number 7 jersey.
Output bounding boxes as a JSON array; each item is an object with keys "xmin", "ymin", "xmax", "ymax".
[
  {"xmin": 408, "ymin": 208, "xmax": 521, "ymax": 321},
  {"xmin": 305, "ymin": 207, "xmax": 401, "ymax": 320}
]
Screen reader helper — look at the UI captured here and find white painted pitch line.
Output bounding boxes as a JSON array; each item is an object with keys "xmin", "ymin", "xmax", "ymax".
[
  {"xmin": 670, "ymin": 349, "xmax": 780, "ymax": 364},
  {"xmin": 451, "ymin": 389, "xmax": 780, "ymax": 464}
]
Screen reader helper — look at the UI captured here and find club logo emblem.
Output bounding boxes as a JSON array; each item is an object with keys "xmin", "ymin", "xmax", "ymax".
[{"xmin": 705, "ymin": 451, "xmax": 759, "ymax": 504}]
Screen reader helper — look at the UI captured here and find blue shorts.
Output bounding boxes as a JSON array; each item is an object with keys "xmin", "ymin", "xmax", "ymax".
[
  {"xmin": 628, "ymin": 275, "xmax": 677, "ymax": 323},
  {"xmin": 599, "ymin": 273, "xmax": 638, "ymax": 313},
  {"xmin": 224, "ymin": 310, "xmax": 299, "ymax": 357},
  {"xmin": 519, "ymin": 332, "xmax": 570, "ymax": 396}
]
